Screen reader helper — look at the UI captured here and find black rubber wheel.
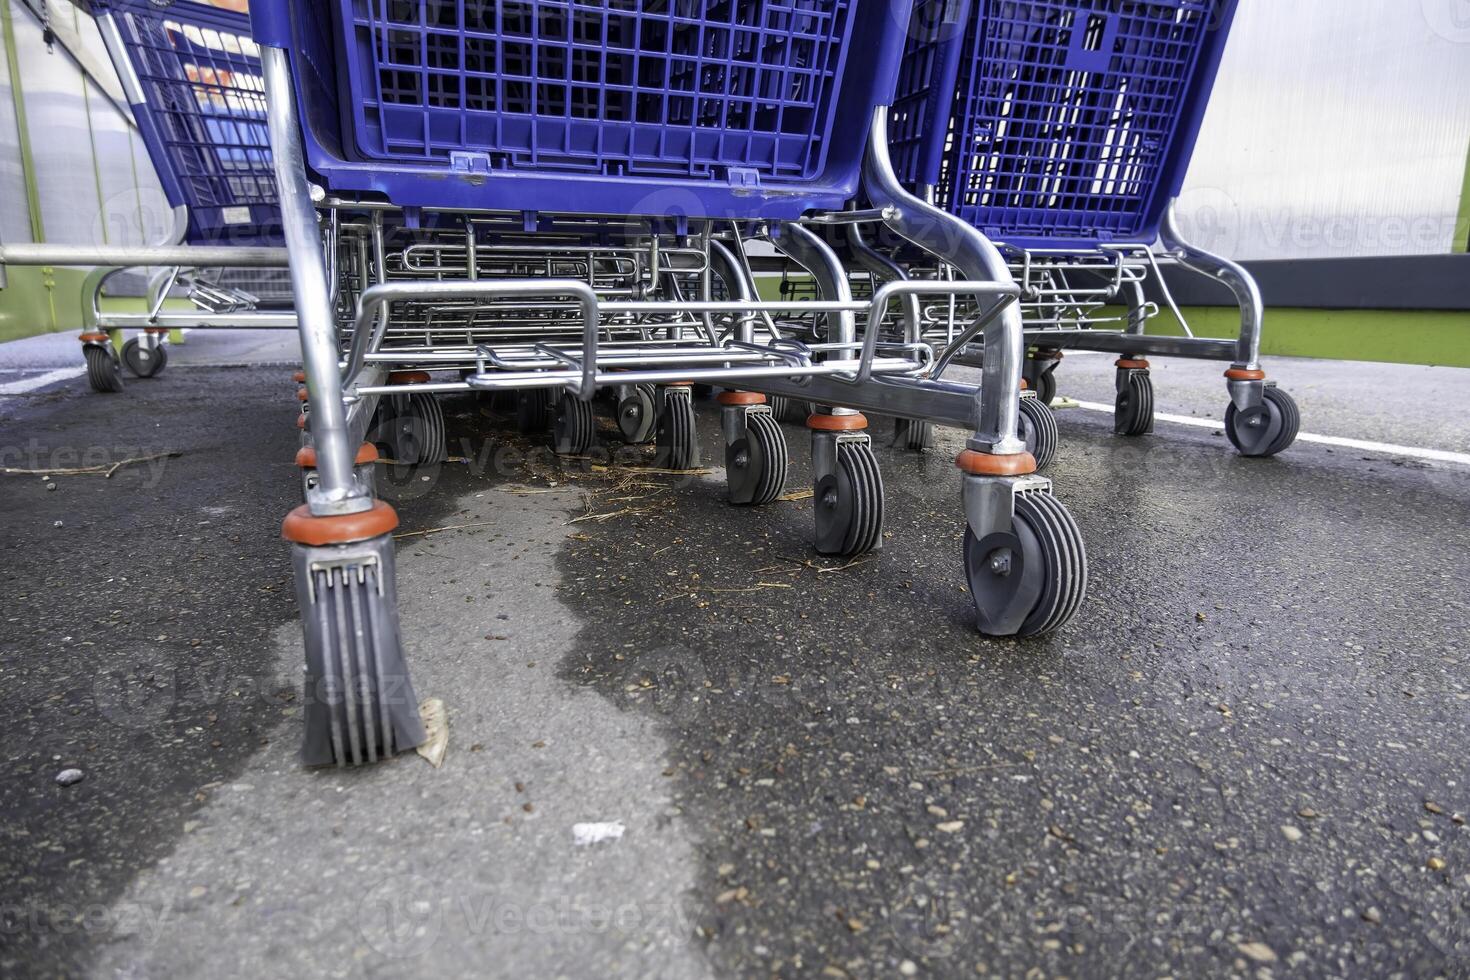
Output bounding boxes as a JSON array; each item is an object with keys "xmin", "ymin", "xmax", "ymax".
[
  {"xmin": 1225, "ymin": 385, "xmax": 1300, "ymax": 458},
  {"xmin": 726, "ymin": 410, "xmax": 788, "ymax": 506},
  {"xmin": 964, "ymin": 489, "xmax": 1087, "ymax": 638},
  {"xmin": 1114, "ymin": 370, "xmax": 1154, "ymax": 437},
  {"xmin": 769, "ymin": 395, "xmax": 813, "ymax": 426},
  {"xmin": 1034, "ymin": 369, "xmax": 1057, "ymax": 407},
  {"xmin": 121, "ymin": 337, "xmax": 167, "ymax": 378},
  {"xmin": 616, "ymin": 383, "xmax": 658, "ymax": 444},
  {"xmin": 84, "ymin": 345, "xmax": 124, "ymax": 393},
  {"xmin": 893, "ymin": 418, "xmax": 935, "ymax": 452},
  {"xmin": 813, "ymin": 439, "xmax": 884, "ymax": 557},
  {"xmin": 378, "ymin": 393, "xmax": 447, "ymax": 465},
  {"xmin": 517, "ymin": 389, "xmax": 553, "ymax": 435},
  {"xmin": 655, "ymin": 387, "xmax": 700, "ymax": 470},
  {"xmin": 553, "ymin": 393, "xmax": 596, "ymax": 456},
  {"xmin": 1018, "ymin": 396, "xmax": 1059, "ymax": 471}
]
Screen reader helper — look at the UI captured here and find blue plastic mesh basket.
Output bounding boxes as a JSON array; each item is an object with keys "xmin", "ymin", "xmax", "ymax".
[
  {"xmin": 895, "ymin": 0, "xmax": 1228, "ymax": 246},
  {"xmin": 336, "ymin": 0, "xmax": 856, "ymax": 180},
  {"xmin": 109, "ymin": 0, "xmax": 280, "ymax": 244},
  {"xmin": 888, "ymin": 0, "xmax": 968, "ymax": 200}
]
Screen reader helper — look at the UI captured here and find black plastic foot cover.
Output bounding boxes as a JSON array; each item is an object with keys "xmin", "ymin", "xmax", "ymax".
[{"xmin": 293, "ymin": 535, "xmax": 426, "ymax": 767}]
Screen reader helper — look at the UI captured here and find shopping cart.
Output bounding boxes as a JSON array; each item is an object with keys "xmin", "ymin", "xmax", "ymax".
[
  {"xmin": 82, "ymin": 0, "xmax": 293, "ymax": 391},
  {"xmin": 254, "ymin": 0, "xmax": 1089, "ymax": 766},
  {"xmin": 881, "ymin": 0, "xmax": 1299, "ymax": 457}
]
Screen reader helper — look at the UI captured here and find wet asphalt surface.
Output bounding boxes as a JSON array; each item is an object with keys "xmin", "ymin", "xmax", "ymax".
[{"xmin": 2, "ymin": 343, "xmax": 1469, "ymax": 978}]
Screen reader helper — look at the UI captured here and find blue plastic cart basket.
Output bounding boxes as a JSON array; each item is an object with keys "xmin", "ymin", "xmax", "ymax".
[
  {"xmin": 890, "ymin": 0, "xmax": 1237, "ymax": 249},
  {"xmin": 103, "ymin": 0, "xmax": 282, "ymax": 245},
  {"xmin": 250, "ymin": 0, "xmax": 914, "ymax": 219}
]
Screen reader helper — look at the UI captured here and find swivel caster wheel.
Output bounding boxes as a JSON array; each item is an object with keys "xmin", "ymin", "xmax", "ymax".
[
  {"xmin": 379, "ymin": 393, "xmax": 447, "ymax": 465},
  {"xmin": 1018, "ymin": 395, "xmax": 1059, "ymax": 471},
  {"xmin": 517, "ymin": 388, "xmax": 553, "ymax": 435},
  {"xmin": 655, "ymin": 386, "xmax": 700, "ymax": 470},
  {"xmin": 726, "ymin": 410, "xmax": 787, "ymax": 506},
  {"xmin": 553, "ymin": 393, "xmax": 596, "ymax": 456},
  {"xmin": 964, "ymin": 489, "xmax": 1086, "ymax": 638},
  {"xmin": 1114, "ymin": 369, "xmax": 1154, "ymax": 437},
  {"xmin": 814, "ymin": 439, "xmax": 884, "ymax": 557},
  {"xmin": 84, "ymin": 345, "xmax": 124, "ymax": 393},
  {"xmin": 769, "ymin": 395, "xmax": 813, "ymax": 426},
  {"xmin": 1033, "ymin": 369, "xmax": 1057, "ymax": 407},
  {"xmin": 1225, "ymin": 385, "xmax": 1299, "ymax": 458},
  {"xmin": 121, "ymin": 337, "xmax": 167, "ymax": 378},
  {"xmin": 1025, "ymin": 354, "xmax": 1059, "ymax": 406},
  {"xmin": 616, "ymin": 383, "xmax": 658, "ymax": 444},
  {"xmin": 893, "ymin": 418, "xmax": 935, "ymax": 452}
]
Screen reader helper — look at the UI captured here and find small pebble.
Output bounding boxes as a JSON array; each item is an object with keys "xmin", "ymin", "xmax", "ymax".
[
  {"xmin": 1281, "ymin": 825, "xmax": 1303, "ymax": 842},
  {"xmin": 1427, "ymin": 857, "xmax": 1446, "ymax": 871},
  {"xmin": 55, "ymin": 769, "xmax": 84, "ymax": 786},
  {"xmin": 45, "ymin": 483, "xmax": 57, "ymax": 492},
  {"xmin": 1237, "ymin": 942, "xmax": 1276, "ymax": 963},
  {"xmin": 899, "ymin": 961, "xmax": 918, "ymax": 977}
]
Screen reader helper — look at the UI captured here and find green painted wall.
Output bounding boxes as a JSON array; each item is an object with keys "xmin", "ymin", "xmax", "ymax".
[
  {"xmin": 0, "ymin": 267, "xmax": 84, "ymax": 342},
  {"xmin": 1144, "ymin": 306, "xmax": 1470, "ymax": 369},
  {"xmin": 0, "ymin": 269, "xmax": 189, "ymax": 343},
  {"xmin": 754, "ymin": 273, "xmax": 1470, "ymax": 369}
]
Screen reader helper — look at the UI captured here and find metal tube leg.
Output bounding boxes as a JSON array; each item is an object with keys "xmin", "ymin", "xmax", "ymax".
[
  {"xmin": 862, "ymin": 107, "xmax": 1024, "ymax": 456},
  {"xmin": 845, "ymin": 222, "xmax": 922, "ymax": 345},
  {"xmin": 263, "ymin": 47, "xmax": 368, "ymax": 516},
  {"xmin": 769, "ymin": 221, "xmax": 856, "ymax": 350},
  {"xmin": 708, "ymin": 239, "xmax": 755, "ymax": 345},
  {"xmin": 1158, "ymin": 200, "xmax": 1266, "ymax": 413},
  {"xmin": 1159, "ymin": 201, "xmax": 1262, "ymax": 371}
]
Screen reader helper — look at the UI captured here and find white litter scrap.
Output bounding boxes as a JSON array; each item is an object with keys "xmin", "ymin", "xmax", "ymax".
[
  {"xmin": 572, "ymin": 821, "xmax": 625, "ymax": 846},
  {"xmin": 415, "ymin": 698, "xmax": 449, "ymax": 769}
]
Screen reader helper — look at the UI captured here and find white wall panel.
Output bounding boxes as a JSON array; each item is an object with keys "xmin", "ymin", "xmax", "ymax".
[{"xmin": 1177, "ymin": 0, "xmax": 1470, "ymax": 260}]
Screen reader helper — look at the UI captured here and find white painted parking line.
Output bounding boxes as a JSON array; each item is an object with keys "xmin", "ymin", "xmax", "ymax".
[
  {"xmin": 0, "ymin": 367, "xmax": 86, "ymax": 397},
  {"xmin": 1069, "ymin": 399, "xmax": 1470, "ymax": 467}
]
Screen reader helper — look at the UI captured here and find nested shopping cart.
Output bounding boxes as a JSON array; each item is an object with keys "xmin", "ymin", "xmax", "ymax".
[
  {"xmin": 80, "ymin": 0, "xmax": 293, "ymax": 391},
  {"xmin": 253, "ymin": 0, "xmax": 1089, "ymax": 767},
  {"xmin": 879, "ymin": 0, "xmax": 1299, "ymax": 456}
]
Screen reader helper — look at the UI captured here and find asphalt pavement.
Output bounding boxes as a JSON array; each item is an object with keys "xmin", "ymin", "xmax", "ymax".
[{"xmin": 2, "ymin": 332, "xmax": 1468, "ymax": 979}]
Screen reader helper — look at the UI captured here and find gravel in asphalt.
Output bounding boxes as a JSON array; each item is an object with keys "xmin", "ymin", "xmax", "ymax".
[{"xmin": 1, "ymin": 343, "xmax": 1467, "ymax": 978}]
